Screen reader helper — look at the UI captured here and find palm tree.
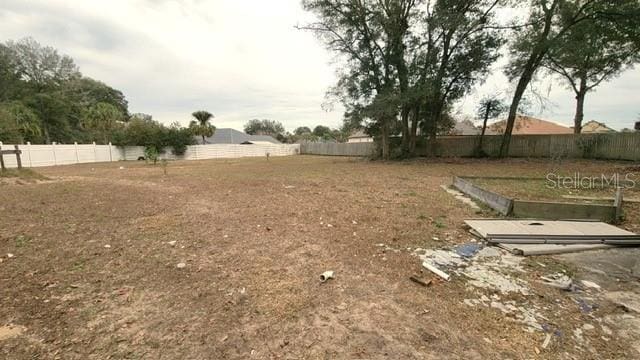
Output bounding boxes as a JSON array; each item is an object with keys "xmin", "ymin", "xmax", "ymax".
[{"xmin": 190, "ymin": 110, "xmax": 215, "ymax": 144}]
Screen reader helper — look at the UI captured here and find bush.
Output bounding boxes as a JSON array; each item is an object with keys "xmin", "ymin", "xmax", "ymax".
[{"xmin": 111, "ymin": 119, "xmax": 194, "ymax": 156}]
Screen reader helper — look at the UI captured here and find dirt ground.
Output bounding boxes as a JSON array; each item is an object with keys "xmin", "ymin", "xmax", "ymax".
[{"xmin": 1, "ymin": 156, "xmax": 639, "ymax": 359}]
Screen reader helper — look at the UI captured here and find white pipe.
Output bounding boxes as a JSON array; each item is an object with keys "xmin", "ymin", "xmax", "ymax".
[
  {"xmin": 320, "ymin": 271, "xmax": 334, "ymax": 282},
  {"xmin": 422, "ymin": 261, "xmax": 450, "ymax": 281}
]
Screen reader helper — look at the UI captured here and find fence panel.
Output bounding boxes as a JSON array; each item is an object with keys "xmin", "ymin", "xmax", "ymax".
[
  {"xmin": 0, "ymin": 142, "xmax": 300, "ymax": 168},
  {"xmin": 300, "ymin": 133, "xmax": 640, "ymax": 160}
]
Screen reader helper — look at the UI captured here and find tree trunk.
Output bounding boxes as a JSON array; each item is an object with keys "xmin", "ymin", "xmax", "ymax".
[
  {"xmin": 400, "ymin": 106, "xmax": 410, "ymax": 154},
  {"xmin": 409, "ymin": 105, "xmax": 420, "ymax": 155},
  {"xmin": 477, "ymin": 102, "xmax": 490, "ymax": 154},
  {"xmin": 573, "ymin": 78, "xmax": 587, "ymax": 134},
  {"xmin": 202, "ymin": 135, "xmax": 206, "ymax": 144},
  {"xmin": 43, "ymin": 123, "xmax": 51, "ymax": 144},
  {"xmin": 499, "ymin": 1, "xmax": 557, "ymax": 157},
  {"xmin": 500, "ymin": 71, "xmax": 530, "ymax": 157},
  {"xmin": 381, "ymin": 118, "xmax": 390, "ymax": 160}
]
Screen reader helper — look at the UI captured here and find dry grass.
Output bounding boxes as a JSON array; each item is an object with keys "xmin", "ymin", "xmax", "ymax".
[{"xmin": 0, "ymin": 156, "xmax": 639, "ymax": 359}]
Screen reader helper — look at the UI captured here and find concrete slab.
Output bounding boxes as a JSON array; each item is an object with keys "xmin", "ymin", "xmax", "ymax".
[{"xmin": 497, "ymin": 243, "xmax": 617, "ymax": 256}]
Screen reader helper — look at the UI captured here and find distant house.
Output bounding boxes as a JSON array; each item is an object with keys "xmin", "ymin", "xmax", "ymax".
[
  {"xmin": 579, "ymin": 120, "xmax": 616, "ymax": 133},
  {"xmin": 198, "ymin": 128, "xmax": 281, "ymax": 145},
  {"xmin": 347, "ymin": 129, "xmax": 374, "ymax": 143},
  {"xmin": 449, "ymin": 119, "xmax": 480, "ymax": 136},
  {"xmin": 486, "ymin": 115, "xmax": 572, "ymax": 135}
]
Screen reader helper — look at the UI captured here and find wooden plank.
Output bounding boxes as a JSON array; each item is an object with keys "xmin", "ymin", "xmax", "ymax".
[
  {"xmin": 0, "ymin": 150, "xmax": 22, "ymax": 155},
  {"xmin": 0, "ymin": 145, "xmax": 4, "ymax": 171}
]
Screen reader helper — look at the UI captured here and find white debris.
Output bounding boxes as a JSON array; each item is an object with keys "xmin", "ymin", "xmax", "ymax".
[
  {"xmin": 581, "ymin": 280, "xmax": 601, "ymax": 290},
  {"xmin": 422, "ymin": 261, "xmax": 450, "ymax": 281},
  {"xmin": 103, "ymin": 245, "xmax": 111, "ymax": 249},
  {"xmin": 176, "ymin": 262, "xmax": 186, "ymax": 269},
  {"xmin": 540, "ymin": 273, "xmax": 573, "ymax": 290},
  {"xmin": 476, "ymin": 246, "xmax": 501, "ymax": 258},
  {"xmin": 463, "ymin": 264, "xmax": 530, "ymax": 295},
  {"xmin": 583, "ymin": 323, "xmax": 595, "ymax": 331},
  {"xmin": 167, "ymin": 241, "xmax": 177, "ymax": 246},
  {"xmin": 7, "ymin": 253, "xmax": 14, "ymax": 258},
  {"xmin": 352, "ymin": 220, "xmax": 358, "ymax": 225}
]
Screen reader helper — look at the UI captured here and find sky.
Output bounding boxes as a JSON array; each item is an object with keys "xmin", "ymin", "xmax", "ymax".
[{"xmin": 0, "ymin": 0, "xmax": 638, "ymax": 131}]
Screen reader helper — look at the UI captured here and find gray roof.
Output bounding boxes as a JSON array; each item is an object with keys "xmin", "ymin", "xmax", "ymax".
[{"xmin": 197, "ymin": 128, "xmax": 281, "ymax": 144}]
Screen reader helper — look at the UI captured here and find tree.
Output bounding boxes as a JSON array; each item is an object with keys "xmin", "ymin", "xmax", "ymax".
[
  {"xmin": 301, "ymin": 0, "xmax": 410, "ymax": 159},
  {"xmin": 66, "ymin": 77, "xmax": 129, "ymax": 118},
  {"xmin": 0, "ymin": 101, "xmax": 41, "ymax": 143},
  {"xmin": 543, "ymin": 3, "xmax": 640, "ymax": 133},
  {"xmin": 5, "ymin": 37, "xmax": 81, "ymax": 143},
  {"xmin": 475, "ymin": 95, "xmax": 506, "ymax": 156},
  {"xmin": 190, "ymin": 110, "xmax": 215, "ymax": 144},
  {"xmin": 82, "ymin": 102, "xmax": 125, "ymax": 144},
  {"xmin": 500, "ymin": 0, "xmax": 640, "ymax": 155},
  {"xmin": 302, "ymin": 0, "xmax": 502, "ymax": 158},
  {"xmin": 244, "ymin": 119, "xmax": 285, "ymax": 138},
  {"xmin": 312, "ymin": 125, "xmax": 332, "ymax": 138},
  {"xmin": 294, "ymin": 126, "xmax": 312, "ymax": 135}
]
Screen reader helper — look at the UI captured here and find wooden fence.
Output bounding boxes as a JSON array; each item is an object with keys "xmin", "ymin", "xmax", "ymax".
[{"xmin": 301, "ymin": 133, "xmax": 640, "ymax": 161}]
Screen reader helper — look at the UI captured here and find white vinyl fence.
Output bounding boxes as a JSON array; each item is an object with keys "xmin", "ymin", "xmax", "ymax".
[{"xmin": 0, "ymin": 142, "xmax": 300, "ymax": 168}]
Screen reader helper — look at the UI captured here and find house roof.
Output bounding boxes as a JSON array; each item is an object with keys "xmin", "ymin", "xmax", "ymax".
[
  {"xmin": 198, "ymin": 128, "xmax": 281, "ymax": 144},
  {"xmin": 348, "ymin": 129, "xmax": 371, "ymax": 138},
  {"xmin": 486, "ymin": 115, "xmax": 572, "ymax": 135},
  {"xmin": 580, "ymin": 120, "xmax": 616, "ymax": 133},
  {"xmin": 449, "ymin": 119, "xmax": 480, "ymax": 136}
]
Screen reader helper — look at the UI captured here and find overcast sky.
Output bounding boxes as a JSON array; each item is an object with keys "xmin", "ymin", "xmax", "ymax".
[{"xmin": 1, "ymin": 0, "xmax": 638, "ymax": 131}]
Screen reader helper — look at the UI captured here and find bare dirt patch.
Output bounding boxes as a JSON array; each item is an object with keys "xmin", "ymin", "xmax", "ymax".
[{"xmin": 1, "ymin": 156, "xmax": 639, "ymax": 359}]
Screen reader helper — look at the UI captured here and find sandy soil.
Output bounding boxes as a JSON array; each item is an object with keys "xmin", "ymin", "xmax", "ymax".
[{"xmin": 1, "ymin": 156, "xmax": 639, "ymax": 359}]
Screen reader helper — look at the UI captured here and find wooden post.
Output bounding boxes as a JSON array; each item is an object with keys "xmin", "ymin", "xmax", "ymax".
[
  {"xmin": 14, "ymin": 145, "xmax": 22, "ymax": 169},
  {"xmin": 614, "ymin": 187, "xmax": 624, "ymax": 222},
  {"xmin": 0, "ymin": 144, "xmax": 5, "ymax": 171},
  {"xmin": 108, "ymin": 142, "xmax": 113, "ymax": 162}
]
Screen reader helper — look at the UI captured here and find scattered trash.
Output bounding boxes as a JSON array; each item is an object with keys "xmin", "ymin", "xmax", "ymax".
[
  {"xmin": 283, "ymin": 185, "xmax": 295, "ymax": 189},
  {"xmin": 540, "ymin": 273, "xmax": 573, "ymax": 291},
  {"xmin": 580, "ymin": 280, "xmax": 601, "ymax": 290},
  {"xmin": 352, "ymin": 220, "xmax": 358, "ymax": 225},
  {"xmin": 475, "ymin": 246, "xmax": 501, "ymax": 258},
  {"xmin": 327, "ymin": 224, "xmax": 333, "ymax": 228},
  {"xmin": 167, "ymin": 241, "xmax": 177, "ymax": 246},
  {"xmin": 542, "ymin": 333, "xmax": 552, "ymax": 349},
  {"xmin": 455, "ymin": 243, "xmax": 481, "ymax": 258},
  {"xmin": 103, "ymin": 244, "xmax": 111, "ymax": 249},
  {"xmin": 604, "ymin": 291, "xmax": 640, "ymax": 313},
  {"xmin": 119, "ymin": 166, "xmax": 125, "ymax": 170},
  {"xmin": 320, "ymin": 270, "xmax": 334, "ymax": 283},
  {"xmin": 409, "ymin": 275, "xmax": 432, "ymax": 287},
  {"xmin": 422, "ymin": 261, "xmax": 450, "ymax": 281},
  {"xmin": 575, "ymin": 298, "xmax": 598, "ymax": 313},
  {"xmin": 7, "ymin": 253, "xmax": 14, "ymax": 258},
  {"xmin": 176, "ymin": 262, "xmax": 186, "ymax": 269}
]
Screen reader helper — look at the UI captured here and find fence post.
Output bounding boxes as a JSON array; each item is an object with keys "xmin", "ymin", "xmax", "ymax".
[
  {"xmin": 74, "ymin": 142, "xmax": 80, "ymax": 163},
  {"xmin": 14, "ymin": 145, "xmax": 22, "ymax": 169},
  {"xmin": 52, "ymin": 142, "xmax": 57, "ymax": 165},
  {"xmin": 26, "ymin": 142, "xmax": 32, "ymax": 167},
  {"xmin": 108, "ymin": 142, "xmax": 113, "ymax": 162},
  {"xmin": 93, "ymin": 142, "xmax": 97, "ymax": 162},
  {"xmin": 0, "ymin": 143, "xmax": 4, "ymax": 171}
]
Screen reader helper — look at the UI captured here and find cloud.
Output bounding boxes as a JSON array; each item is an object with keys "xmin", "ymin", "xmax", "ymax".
[
  {"xmin": 0, "ymin": 0, "xmax": 342, "ymax": 131},
  {"xmin": 1, "ymin": 1, "xmax": 638, "ymax": 132}
]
